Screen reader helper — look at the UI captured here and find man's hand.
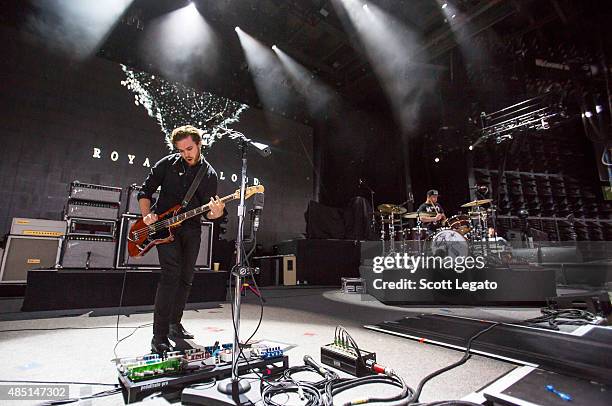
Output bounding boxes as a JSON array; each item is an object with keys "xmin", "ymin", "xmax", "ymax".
[
  {"xmin": 435, "ymin": 213, "xmax": 443, "ymax": 222},
  {"xmin": 208, "ymin": 196, "xmax": 225, "ymax": 219},
  {"xmin": 143, "ymin": 213, "xmax": 158, "ymax": 225}
]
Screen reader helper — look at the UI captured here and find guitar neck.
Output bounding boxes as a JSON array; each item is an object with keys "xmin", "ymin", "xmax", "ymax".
[{"xmin": 169, "ymin": 194, "xmax": 235, "ymax": 224}]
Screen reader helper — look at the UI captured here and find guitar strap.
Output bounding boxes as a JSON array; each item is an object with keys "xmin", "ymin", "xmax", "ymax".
[{"xmin": 181, "ymin": 162, "xmax": 208, "ymax": 209}]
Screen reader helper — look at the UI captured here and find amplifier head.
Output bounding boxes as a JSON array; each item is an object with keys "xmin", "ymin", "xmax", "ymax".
[{"xmin": 67, "ymin": 218, "xmax": 116, "ymax": 238}]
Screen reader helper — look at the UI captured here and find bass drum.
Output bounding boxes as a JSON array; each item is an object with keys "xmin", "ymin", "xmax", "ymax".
[
  {"xmin": 427, "ymin": 229, "xmax": 469, "ymax": 259},
  {"xmin": 447, "ymin": 214, "xmax": 471, "ymax": 235}
]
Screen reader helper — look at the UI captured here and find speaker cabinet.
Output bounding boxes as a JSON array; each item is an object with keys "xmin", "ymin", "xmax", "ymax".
[
  {"xmin": 60, "ymin": 236, "xmax": 117, "ymax": 269},
  {"xmin": 125, "ymin": 184, "xmax": 159, "ymax": 215},
  {"xmin": 116, "ymin": 214, "xmax": 213, "ymax": 269},
  {"xmin": 0, "ymin": 236, "xmax": 61, "ymax": 283}
]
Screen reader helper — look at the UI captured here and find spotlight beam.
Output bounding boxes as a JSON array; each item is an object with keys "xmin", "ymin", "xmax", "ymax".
[
  {"xmin": 273, "ymin": 46, "xmax": 336, "ymax": 117},
  {"xmin": 333, "ymin": 0, "xmax": 438, "ymax": 130},
  {"xmin": 140, "ymin": 2, "xmax": 218, "ymax": 83},
  {"xmin": 425, "ymin": 0, "xmax": 516, "ymax": 60},
  {"xmin": 27, "ymin": 0, "xmax": 134, "ymax": 60},
  {"xmin": 235, "ymin": 29, "xmax": 294, "ymax": 113}
]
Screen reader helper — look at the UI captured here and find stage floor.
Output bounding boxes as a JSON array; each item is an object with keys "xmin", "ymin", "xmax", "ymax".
[{"xmin": 0, "ymin": 287, "xmax": 546, "ymax": 405}]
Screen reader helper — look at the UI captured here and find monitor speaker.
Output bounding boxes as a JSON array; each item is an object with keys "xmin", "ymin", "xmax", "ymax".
[
  {"xmin": 116, "ymin": 215, "xmax": 213, "ymax": 269},
  {"xmin": 0, "ymin": 236, "xmax": 61, "ymax": 283}
]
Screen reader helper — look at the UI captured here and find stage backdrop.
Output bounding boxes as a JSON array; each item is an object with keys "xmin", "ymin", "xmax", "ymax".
[{"xmin": 0, "ymin": 26, "xmax": 313, "ymax": 247}]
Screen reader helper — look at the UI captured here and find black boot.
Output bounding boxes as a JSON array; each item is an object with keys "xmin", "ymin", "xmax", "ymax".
[
  {"xmin": 151, "ymin": 336, "xmax": 173, "ymax": 354},
  {"xmin": 168, "ymin": 323, "xmax": 194, "ymax": 340}
]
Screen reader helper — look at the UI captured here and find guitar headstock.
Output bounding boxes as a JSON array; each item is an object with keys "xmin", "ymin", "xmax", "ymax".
[{"xmin": 233, "ymin": 185, "xmax": 265, "ymax": 200}]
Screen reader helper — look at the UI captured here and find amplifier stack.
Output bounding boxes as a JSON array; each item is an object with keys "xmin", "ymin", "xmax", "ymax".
[
  {"xmin": 0, "ymin": 218, "xmax": 65, "ymax": 283},
  {"xmin": 2, "ymin": 181, "xmax": 214, "ymax": 277},
  {"xmin": 116, "ymin": 215, "xmax": 214, "ymax": 270},
  {"xmin": 118, "ymin": 184, "xmax": 212, "ymax": 270},
  {"xmin": 60, "ymin": 181, "xmax": 122, "ymax": 269}
]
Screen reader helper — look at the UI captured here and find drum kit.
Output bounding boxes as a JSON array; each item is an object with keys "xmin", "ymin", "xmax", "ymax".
[{"xmin": 376, "ymin": 198, "xmax": 500, "ymax": 257}]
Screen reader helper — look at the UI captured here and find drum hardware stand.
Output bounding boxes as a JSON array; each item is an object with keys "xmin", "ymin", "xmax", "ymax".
[
  {"xmin": 377, "ymin": 204, "xmax": 408, "ymax": 257},
  {"xmin": 388, "ymin": 212, "xmax": 398, "ymax": 255},
  {"xmin": 488, "ymin": 204, "xmax": 501, "ymax": 256},
  {"xmin": 396, "ymin": 198, "xmax": 413, "ymax": 254},
  {"xmin": 380, "ymin": 220, "xmax": 387, "ymax": 256},
  {"xmin": 359, "ymin": 178, "xmax": 377, "ymax": 239},
  {"xmin": 415, "ymin": 215, "xmax": 426, "ymax": 255}
]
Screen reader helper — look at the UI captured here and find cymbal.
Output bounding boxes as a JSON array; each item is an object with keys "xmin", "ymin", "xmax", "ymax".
[
  {"xmin": 377, "ymin": 204, "xmax": 407, "ymax": 214},
  {"xmin": 402, "ymin": 212, "xmax": 436, "ymax": 219},
  {"xmin": 461, "ymin": 198, "xmax": 493, "ymax": 208}
]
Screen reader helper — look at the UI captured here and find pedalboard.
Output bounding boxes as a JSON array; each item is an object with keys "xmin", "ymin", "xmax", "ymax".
[
  {"xmin": 117, "ymin": 341, "xmax": 287, "ymax": 403},
  {"xmin": 320, "ymin": 342, "xmax": 376, "ymax": 377}
]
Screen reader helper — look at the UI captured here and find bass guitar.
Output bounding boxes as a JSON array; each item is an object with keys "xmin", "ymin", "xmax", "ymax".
[{"xmin": 127, "ymin": 185, "xmax": 264, "ymax": 257}]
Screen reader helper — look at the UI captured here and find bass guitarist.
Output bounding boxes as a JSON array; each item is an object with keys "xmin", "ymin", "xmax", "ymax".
[{"xmin": 138, "ymin": 125, "xmax": 225, "ymax": 354}]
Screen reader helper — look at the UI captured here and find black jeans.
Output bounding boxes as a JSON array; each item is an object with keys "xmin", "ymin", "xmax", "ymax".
[{"xmin": 153, "ymin": 226, "xmax": 201, "ymax": 337}]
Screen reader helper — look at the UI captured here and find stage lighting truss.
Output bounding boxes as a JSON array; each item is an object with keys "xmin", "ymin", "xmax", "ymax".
[{"xmin": 473, "ymin": 92, "xmax": 569, "ymax": 146}]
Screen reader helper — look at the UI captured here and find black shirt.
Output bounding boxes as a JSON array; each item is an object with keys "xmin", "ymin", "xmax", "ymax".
[
  {"xmin": 417, "ymin": 202, "xmax": 444, "ymax": 232},
  {"xmin": 137, "ymin": 153, "xmax": 218, "ymax": 228}
]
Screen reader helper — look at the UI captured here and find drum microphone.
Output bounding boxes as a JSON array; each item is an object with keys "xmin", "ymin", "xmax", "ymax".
[{"xmin": 252, "ymin": 193, "xmax": 264, "ymax": 232}]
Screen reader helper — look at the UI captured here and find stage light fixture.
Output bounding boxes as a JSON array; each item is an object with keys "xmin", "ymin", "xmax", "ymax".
[
  {"xmin": 585, "ymin": 111, "xmax": 593, "ymax": 118},
  {"xmin": 434, "ymin": 157, "xmax": 440, "ymax": 163},
  {"xmin": 235, "ymin": 26, "xmax": 241, "ymax": 32},
  {"xmin": 451, "ymin": 14, "xmax": 457, "ymax": 19},
  {"xmin": 442, "ymin": 3, "xmax": 448, "ymax": 9},
  {"xmin": 363, "ymin": 4, "xmax": 369, "ymax": 11},
  {"xmin": 468, "ymin": 145, "xmax": 474, "ymax": 151},
  {"xmin": 272, "ymin": 45, "xmax": 277, "ymax": 50},
  {"xmin": 596, "ymin": 105, "xmax": 604, "ymax": 114}
]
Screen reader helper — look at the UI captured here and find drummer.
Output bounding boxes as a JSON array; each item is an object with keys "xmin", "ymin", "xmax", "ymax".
[{"xmin": 417, "ymin": 190, "xmax": 446, "ymax": 233}]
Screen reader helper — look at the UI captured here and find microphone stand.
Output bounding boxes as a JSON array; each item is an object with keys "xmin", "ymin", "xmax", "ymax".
[
  {"xmin": 218, "ymin": 139, "xmax": 251, "ymax": 401},
  {"xmin": 186, "ymin": 128, "xmax": 270, "ymax": 405},
  {"xmin": 359, "ymin": 179, "xmax": 376, "ymax": 239}
]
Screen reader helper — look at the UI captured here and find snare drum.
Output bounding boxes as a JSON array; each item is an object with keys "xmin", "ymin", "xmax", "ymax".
[{"xmin": 447, "ymin": 214, "xmax": 471, "ymax": 235}]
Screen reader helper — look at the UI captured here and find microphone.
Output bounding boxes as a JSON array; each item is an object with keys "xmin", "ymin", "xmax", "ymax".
[
  {"xmin": 303, "ymin": 354, "xmax": 327, "ymax": 376},
  {"xmin": 252, "ymin": 193, "xmax": 264, "ymax": 232},
  {"xmin": 470, "ymin": 185, "xmax": 488, "ymax": 191}
]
